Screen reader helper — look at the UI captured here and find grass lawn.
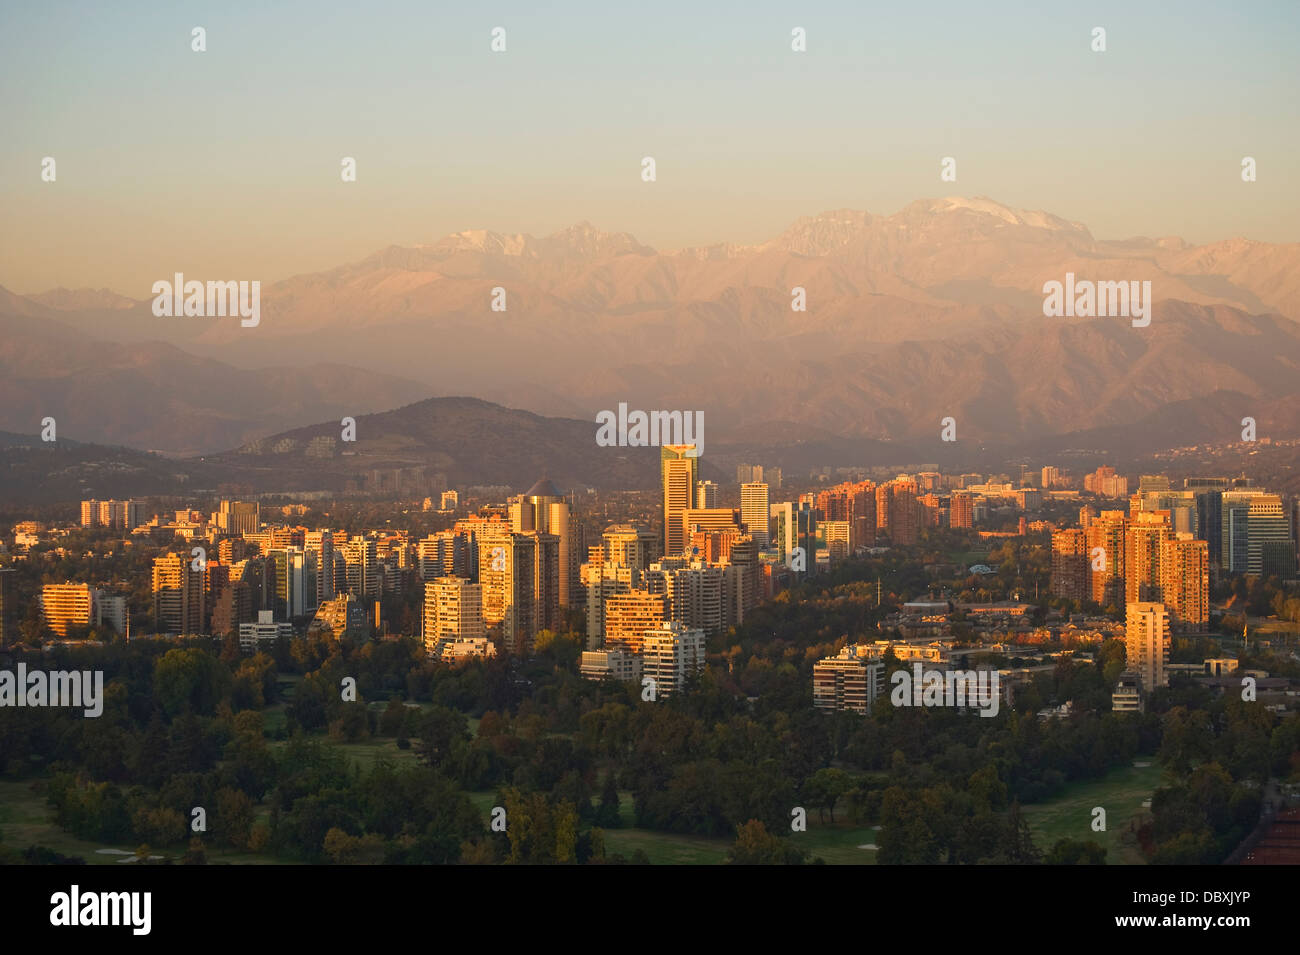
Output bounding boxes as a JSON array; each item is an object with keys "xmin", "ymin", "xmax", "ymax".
[
  {"xmin": 799, "ymin": 819, "xmax": 879, "ymax": 864},
  {"xmin": 602, "ymin": 828, "xmax": 730, "ymax": 865},
  {"xmin": 1022, "ymin": 761, "xmax": 1165, "ymax": 865},
  {"xmin": 601, "ymin": 791, "xmax": 875, "ymax": 864},
  {"xmin": 266, "ymin": 735, "xmax": 420, "ymax": 772},
  {"xmin": 466, "ymin": 790, "xmax": 498, "ymax": 820}
]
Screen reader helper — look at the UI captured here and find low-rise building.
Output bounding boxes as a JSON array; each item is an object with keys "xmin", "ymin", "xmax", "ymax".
[
  {"xmin": 238, "ymin": 610, "xmax": 293, "ymax": 652},
  {"xmin": 579, "ymin": 648, "xmax": 642, "ymax": 683}
]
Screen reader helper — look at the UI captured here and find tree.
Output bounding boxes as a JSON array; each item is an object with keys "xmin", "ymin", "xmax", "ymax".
[
  {"xmin": 212, "ymin": 787, "xmax": 255, "ymax": 850},
  {"xmin": 1159, "ymin": 706, "xmax": 1212, "ymax": 774},
  {"xmin": 1046, "ymin": 838, "xmax": 1107, "ymax": 864},
  {"xmin": 323, "ymin": 827, "xmax": 384, "ymax": 864},
  {"xmin": 726, "ymin": 819, "xmax": 809, "ymax": 865},
  {"xmin": 181, "ymin": 836, "xmax": 207, "ymax": 865},
  {"xmin": 595, "ymin": 773, "xmax": 622, "ymax": 828},
  {"xmin": 153, "ymin": 647, "xmax": 230, "ymax": 717},
  {"xmin": 804, "ymin": 768, "xmax": 852, "ymax": 823}
]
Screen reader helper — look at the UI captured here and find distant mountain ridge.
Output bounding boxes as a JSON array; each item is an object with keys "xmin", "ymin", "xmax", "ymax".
[{"xmin": 2, "ymin": 196, "xmax": 1298, "ymax": 455}]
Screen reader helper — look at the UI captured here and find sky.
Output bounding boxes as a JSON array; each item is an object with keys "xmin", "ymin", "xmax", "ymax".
[{"xmin": 1, "ymin": 0, "xmax": 1297, "ymax": 294}]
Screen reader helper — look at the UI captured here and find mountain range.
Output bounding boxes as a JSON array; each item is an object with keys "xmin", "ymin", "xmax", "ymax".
[{"xmin": 2, "ymin": 196, "xmax": 1298, "ymax": 460}]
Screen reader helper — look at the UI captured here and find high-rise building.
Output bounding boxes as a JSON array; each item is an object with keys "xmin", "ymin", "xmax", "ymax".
[
  {"xmin": 1085, "ymin": 466, "xmax": 1129, "ymax": 498},
  {"xmin": 641, "ymin": 621, "xmax": 707, "ymax": 697},
  {"xmin": 1125, "ymin": 511, "xmax": 1173, "ymax": 605},
  {"xmin": 343, "ymin": 537, "xmax": 380, "ymax": 597},
  {"xmin": 1131, "ymin": 487, "xmax": 1197, "ymax": 536},
  {"xmin": 0, "ymin": 569, "xmax": 19, "ymax": 647},
  {"xmin": 81, "ymin": 499, "xmax": 147, "ymax": 531},
  {"xmin": 877, "ymin": 479, "xmax": 922, "ymax": 545},
  {"xmin": 645, "ymin": 560, "xmax": 725, "ymax": 635},
  {"xmin": 683, "ymin": 508, "xmax": 742, "ymax": 551},
  {"xmin": 1125, "ymin": 602, "xmax": 1170, "ymax": 694},
  {"xmin": 1220, "ymin": 491, "xmax": 1291, "ymax": 575},
  {"xmin": 1041, "ymin": 466, "xmax": 1061, "ymax": 489},
  {"xmin": 603, "ymin": 591, "xmax": 667, "ymax": 653},
  {"xmin": 1087, "ymin": 510, "xmax": 1128, "ymax": 607},
  {"xmin": 813, "ymin": 647, "xmax": 886, "ymax": 714},
  {"xmin": 1246, "ymin": 494, "xmax": 1290, "ymax": 576},
  {"xmin": 478, "ymin": 532, "xmax": 556, "ymax": 655},
  {"xmin": 305, "ymin": 531, "xmax": 335, "ymax": 605},
  {"xmin": 211, "ymin": 580, "xmax": 252, "ymax": 637},
  {"xmin": 695, "ymin": 480, "xmax": 719, "ymax": 509},
  {"xmin": 417, "ymin": 530, "xmax": 468, "ymax": 581},
  {"xmin": 97, "ymin": 593, "xmax": 127, "ymax": 636},
  {"xmin": 950, "ymin": 491, "xmax": 975, "ymax": 529},
  {"xmin": 512, "ymin": 479, "xmax": 579, "ymax": 608},
  {"xmin": 740, "ymin": 482, "xmax": 771, "ymax": 546},
  {"xmin": 582, "ymin": 565, "xmax": 634, "ymax": 649},
  {"xmin": 823, "ymin": 521, "xmax": 851, "ymax": 560},
  {"xmin": 152, "ymin": 553, "xmax": 205, "ymax": 635},
  {"xmin": 270, "ymin": 547, "xmax": 318, "ymax": 619},
  {"xmin": 215, "ymin": 499, "xmax": 260, "ymax": 536},
  {"xmin": 770, "ymin": 502, "xmax": 817, "ymax": 572},
  {"xmin": 40, "ymin": 582, "xmax": 95, "ymax": 638},
  {"xmin": 1162, "ymin": 534, "xmax": 1209, "ymax": 632},
  {"xmin": 818, "ymin": 480, "xmax": 878, "ymax": 550},
  {"xmin": 423, "ymin": 576, "xmax": 484, "ymax": 655},
  {"xmin": 1050, "ymin": 528, "xmax": 1088, "ymax": 602},
  {"xmin": 661, "ymin": 445, "xmax": 699, "ymax": 558},
  {"xmin": 600, "ymin": 524, "xmax": 658, "ymax": 575},
  {"xmin": 689, "ymin": 527, "xmax": 745, "ymax": 564},
  {"xmin": 528, "ymin": 531, "xmax": 562, "ymax": 635}
]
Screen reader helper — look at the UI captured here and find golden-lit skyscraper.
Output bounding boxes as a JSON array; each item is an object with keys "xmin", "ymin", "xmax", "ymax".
[
  {"xmin": 1125, "ymin": 511, "xmax": 1173, "ymax": 605},
  {"xmin": 740, "ymin": 482, "xmax": 770, "ymax": 546},
  {"xmin": 40, "ymin": 582, "xmax": 95, "ymax": 638},
  {"xmin": 511, "ymin": 478, "xmax": 578, "ymax": 609},
  {"xmin": 1087, "ymin": 510, "xmax": 1127, "ymax": 607},
  {"xmin": 600, "ymin": 524, "xmax": 658, "ymax": 576},
  {"xmin": 603, "ymin": 591, "xmax": 667, "ymax": 654},
  {"xmin": 152, "ymin": 553, "xmax": 205, "ymax": 635},
  {"xmin": 661, "ymin": 445, "xmax": 699, "ymax": 558},
  {"xmin": 950, "ymin": 491, "xmax": 974, "ymax": 529},
  {"xmin": 422, "ymin": 576, "xmax": 484, "ymax": 654},
  {"xmin": 695, "ymin": 480, "xmax": 719, "ymax": 509},
  {"xmin": 1125, "ymin": 602, "xmax": 1170, "ymax": 693},
  {"xmin": 877, "ymin": 479, "xmax": 922, "ymax": 546},
  {"xmin": 476, "ymin": 531, "xmax": 559, "ymax": 655},
  {"xmin": 1162, "ymin": 533, "xmax": 1209, "ymax": 633},
  {"xmin": 1050, "ymin": 528, "xmax": 1088, "ymax": 602},
  {"xmin": 478, "ymin": 532, "xmax": 535, "ymax": 656}
]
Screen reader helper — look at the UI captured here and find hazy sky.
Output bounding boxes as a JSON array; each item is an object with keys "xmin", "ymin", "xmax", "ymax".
[{"xmin": 2, "ymin": 0, "xmax": 1297, "ymax": 294}]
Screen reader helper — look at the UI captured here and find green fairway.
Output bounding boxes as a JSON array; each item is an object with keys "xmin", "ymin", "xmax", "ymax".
[
  {"xmin": 799, "ymin": 820, "xmax": 879, "ymax": 864},
  {"xmin": 1022, "ymin": 761, "xmax": 1165, "ymax": 864},
  {"xmin": 267, "ymin": 735, "xmax": 420, "ymax": 771},
  {"xmin": 602, "ymin": 828, "xmax": 731, "ymax": 864}
]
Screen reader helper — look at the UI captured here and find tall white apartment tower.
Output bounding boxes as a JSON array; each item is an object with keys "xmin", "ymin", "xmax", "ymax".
[{"xmin": 740, "ymin": 482, "xmax": 771, "ymax": 547}]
